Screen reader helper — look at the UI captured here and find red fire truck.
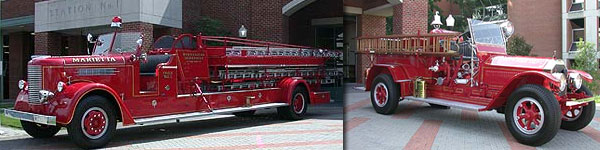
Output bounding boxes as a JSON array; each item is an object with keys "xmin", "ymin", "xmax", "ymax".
[
  {"xmin": 360, "ymin": 18, "xmax": 597, "ymax": 146},
  {"xmin": 4, "ymin": 17, "xmax": 341, "ymax": 148}
]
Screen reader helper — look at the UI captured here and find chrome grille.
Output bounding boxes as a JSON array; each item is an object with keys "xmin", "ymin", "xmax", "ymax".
[{"xmin": 27, "ymin": 65, "xmax": 42, "ymax": 104}]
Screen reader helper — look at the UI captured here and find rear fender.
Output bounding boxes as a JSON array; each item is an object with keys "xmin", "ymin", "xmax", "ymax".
[
  {"xmin": 486, "ymin": 71, "xmax": 560, "ymax": 109},
  {"xmin": 278, "ymin": 77, "xmax": 312, "ymax": 104},
  {"xmin": 365, "ymin": 64, "xmax": 409, "ymax": 91},
  {"xmin": 56, "ymin": 82, "xmax": 134, "ymax": 126}
]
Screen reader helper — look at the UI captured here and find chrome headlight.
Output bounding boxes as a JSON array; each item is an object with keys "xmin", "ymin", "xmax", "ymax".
[
  {"xmin": 18, "ymin": 80, "xmax": 26, "ymax": 90},
  {"xmin": 57, "ymin": 81, "xmax": 66, "ymax": 92},
  {"xmin": 552, "ymin": 73, "xmax": 567, "ymax": 91},
  {"xmin": 569, "ymin": 73, "xmax": 583, "ymax": 90}
]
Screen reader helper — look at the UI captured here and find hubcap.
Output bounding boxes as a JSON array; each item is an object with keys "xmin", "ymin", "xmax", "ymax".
[
  {"xmin": 293, "ymin": 93, "xmax": 305, "ymax": 114},
  {"xmin": 563, "ymin": 106, "xmax": 583, "ymax": 121},
  {"xmin": 81, "ymin": 107, "xmax": 108, "ymax": 139},
  {"xmin": 513, "ymin": 97, "xmax": 544, "ymax": 135},
  {"xmin": 373, "ymin": 83, "xmax": 388, "ymax": 107}
]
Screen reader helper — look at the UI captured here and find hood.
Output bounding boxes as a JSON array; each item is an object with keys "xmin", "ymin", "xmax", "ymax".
[
  {"xmin": 488, "ymin": 55, "xmax": 565, "ymax": 71},
  {"xmin": 29, "ymin": 55, "xmax": 127, "ymax": 66}
]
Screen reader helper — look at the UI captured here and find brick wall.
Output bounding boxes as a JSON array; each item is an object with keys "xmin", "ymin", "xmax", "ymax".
[
  {"xmin": 34, "ymin": 32, "xmax": 62, "ymax": 55},
  {"xmin": 1, "ymin": 0, "xmax": 34, "ymax": 19},
  {"xmin": 508, "ymin": 0, "xmax": 562, "ymax": 58},
  {"xmin": 183, "ymin": 0, "xmax": 293, "ymax": 43},
  {"xmin": 8, "ymin": 32, "xmax": 34, "ymax": 98},
  {"xmin": 393, "ymin": 0, "xmax": 429, "ymax": 35},
  {"xmin": 356, "ymin": 14, "xmax": 386, "ymax": 83}
]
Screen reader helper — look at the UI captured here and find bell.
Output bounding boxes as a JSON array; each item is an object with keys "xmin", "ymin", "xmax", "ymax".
[{"xmin": 431, "ymin": 11, "xmax": 443, "ymax": 29}]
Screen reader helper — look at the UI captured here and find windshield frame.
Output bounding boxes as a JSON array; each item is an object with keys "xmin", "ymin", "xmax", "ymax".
[
  {"xmin": 468, "ymin": 19, "xmax": 508, "ymax": 54},
  {"xmin": 92, "ymin": 31, "xmax": 142, "ymax": 55}
]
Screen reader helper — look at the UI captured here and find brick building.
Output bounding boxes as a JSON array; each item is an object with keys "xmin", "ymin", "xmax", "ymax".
[
  {"xmin": 343, "ymin": 0, "xmax": 429, "ymax": 83},
  {"xmin": 0, "ymin": 0, "xmax": 342, "ymax": 99}
]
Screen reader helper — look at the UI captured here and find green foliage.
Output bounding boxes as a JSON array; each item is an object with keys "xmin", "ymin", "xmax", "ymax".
[
  {"xmin": 386, "ymin": 16, "xmax": 393, "ymax": 35},
  {"xmin": 573, "ymin": 39, "xmax": 600, "ymax": 93},
  {"xmin": 0, "ymin": 108, "xmax": 22, "ymax": 129},
  {"xmin": 191, "ymin": 17, "xmax": 231, "ymax": 36},
  {"xmin": 506, "ymin": 34, "xmax": 533, "ymax": 56}
]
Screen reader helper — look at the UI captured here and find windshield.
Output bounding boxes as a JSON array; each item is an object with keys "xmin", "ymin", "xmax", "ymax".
[
  {"xmin": 470, "ymin": 19, "xmax": 505, "ymax": 46},
  {"xmin": 93, "ymin": 32, "xmax": 141, "ymax": 55}
]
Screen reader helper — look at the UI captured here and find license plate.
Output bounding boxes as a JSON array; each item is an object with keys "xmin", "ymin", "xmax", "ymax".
[{"xmin": 34, "ymin": 115, "xmax": 48, "ymax": 124}]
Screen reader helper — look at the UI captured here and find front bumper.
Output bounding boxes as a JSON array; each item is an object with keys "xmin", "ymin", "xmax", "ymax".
[
  {"xmin": 566, "ymin": 96, "xmax": 599, "ymax": 107},
  {"xmin": 3, "ymin": 109, "xmax": 56, "ymax": 126}
]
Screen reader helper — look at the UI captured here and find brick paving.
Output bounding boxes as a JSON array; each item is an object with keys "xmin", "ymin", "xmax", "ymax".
[
  {"xmin": 0, "ymin": 103, "xmax": 342, "ymax": 149},
  {"xmin": 344, "ymin": 83, "xmax": 600, "ymax": 150}
]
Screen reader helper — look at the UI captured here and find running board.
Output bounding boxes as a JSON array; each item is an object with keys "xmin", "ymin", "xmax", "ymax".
[
  {"xmin": 134, "ymin": 103, "xmax": 288, "ymax": 125},
  {"xmin": 404, "ymin": 96, "xmax": 486, "ymax": 111}
]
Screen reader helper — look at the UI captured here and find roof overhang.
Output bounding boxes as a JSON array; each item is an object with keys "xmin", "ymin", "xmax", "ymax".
[{"xmin": 282, "ymin": 0, "xmax": 317, "ymax": 16}]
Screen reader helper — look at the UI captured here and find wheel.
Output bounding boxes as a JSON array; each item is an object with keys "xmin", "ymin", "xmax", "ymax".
[
  {"xmin": 429, "ymin": 103, "xmax": 450, "ymax": 109},
  {"xmin": 67, "ymin": 95, "xmax": 117, "ymax": 149},
  {"xmin": 278, "ymin": 86, "xmax": 309, "ymax": 120},
  {"xmin": 561, "ymin": 85, "xmax": 596, "ymax": 131},
  {"xmin": 370, "ymin": 74, "xmax": 400, "ymax": 115},
  {"xmin": 505, "ymin": 84, "xmax": 561, "ymax": 146},
  {"xmin": 21, "ymin": 121, "xmax": 61, "ymax": 138},
  {"xmin": 233, "ymin": 110, "xmax": 256, "ymax": 117}
]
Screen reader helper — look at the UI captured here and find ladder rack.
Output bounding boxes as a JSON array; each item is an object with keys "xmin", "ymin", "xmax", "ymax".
[{"xmin": 357, "ymin": 33, "xmax": 460, "ymax": 55}]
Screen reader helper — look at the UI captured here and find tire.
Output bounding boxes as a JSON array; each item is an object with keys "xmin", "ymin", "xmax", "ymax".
[
  {"xmin": 560, "ymin": 85, "xmax": 596, "ymax": 131},
  {"xmin": 429, "ymin": 103, "xmax": 450, "ymax": 109},
  {"xmin": 278, "ymin": 86, "xmax": 309, "ymax": 120},
  {"xmin": 233, "ymin": 110, "xmax": 256, "ymax": 117},
  {"xmin": 67, "ymin": 95, "xmax": 117, "ymax": 149},
  {"xmin": 370, "ymin": 74, "xmax": 400, "ymax": 115},
  {"xmin": 504, "ymin": 84, "xmax": 561, "ymax": 146},
  {"xmin": 21, "ymin": 121, "xmax": 61, "ymax": 138}
]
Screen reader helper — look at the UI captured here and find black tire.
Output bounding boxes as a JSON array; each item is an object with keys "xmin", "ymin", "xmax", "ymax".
[
  {"xmin": 278, "ymin": 86, "xmax": 309, "ymax": 120},
  {"xmin": 505, "ymin": 84, "xmax": 561, "ymax": 146},
  {"xmin": 370, "ymin": 74, "xmax": 400, "ymax": 115},
  {"xmin": 560, "ymin": 85, "xmax": 596, "ymax": 131},
  {"xmin": 21, "ymin": 121, "xmax": 61, "ymax": 138},
  {"xmin": 429, "ymin": 103, "xmax": 450, "ymax": 109},
  {"xmin": 233, "ymin": 110, "xmax": 256, "ymax": 117},
  {"xmin": 67, "ymin": 95, "xmax": 117, "ymax": 149}
]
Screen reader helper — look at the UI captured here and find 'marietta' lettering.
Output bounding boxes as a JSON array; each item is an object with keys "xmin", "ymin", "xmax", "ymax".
[{"xmin": 72, "ymin": 57, "xmax": 118, "ymax": 63}]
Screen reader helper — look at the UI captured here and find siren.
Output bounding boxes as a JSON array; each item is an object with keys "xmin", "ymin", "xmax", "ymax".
[{"xmin": 111, "ymin": 16, "xmax": 122, "ymax": 28}]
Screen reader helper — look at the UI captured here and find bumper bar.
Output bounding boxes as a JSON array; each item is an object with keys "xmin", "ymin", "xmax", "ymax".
[
  {"xmin": 3, "ymin": 109, "xmax": 56, "ymax": 126},
  {"xmin": 566, "ymin": 96, "xmax": 600, "ymax": 107}
]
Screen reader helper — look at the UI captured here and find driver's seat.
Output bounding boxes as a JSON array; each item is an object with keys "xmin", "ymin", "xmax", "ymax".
[
  {"xmin": 140, "ymin": 55, "xmax": 171, "ymax": 76},
  {"xmin": 452, "ymin": 42, "xmax": 479, "ymax": 61}
]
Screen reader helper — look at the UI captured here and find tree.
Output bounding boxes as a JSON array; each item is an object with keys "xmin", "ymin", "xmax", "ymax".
[
  {"xmin": 572, "ymin": 39, "xmax": 600, "ymax": 93},
  {"xmin": 191, "ymin": 17, "xmax": 231, "ymax": 36},
  {"xmin": 506, "ymin": 34, "xmax": 533, "ymax": 56}
]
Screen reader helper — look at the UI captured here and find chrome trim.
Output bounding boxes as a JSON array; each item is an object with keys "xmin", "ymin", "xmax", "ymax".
[
  {"xmin": 225, "ymin": 64, "xmax": 320, "ymax": 68},
  {"xmin": 395, "ymin": 79, "xmax": 412, "ymax": 83},
  {"xmin": 4, "ymin": 109, "xmax": 56, "ymax": 126},
  {"xmin": 177, "ymin": 88, "xmax": 281, "ymax": 98},
  {"xmin": 161, "ymin": 66, "xmax": 178, "ymax": 69},
  {"xmin": 134, "ymin": 103, "xmax": 288, "ymax": 125},
  {"xmin": 566, "ymin": 96, "xmax": 599, "ymax": 107}
]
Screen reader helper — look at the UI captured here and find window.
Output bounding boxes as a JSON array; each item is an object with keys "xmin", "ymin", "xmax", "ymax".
[
  {"xmin": 570, "ymin": 0, "xmax": 584, "ymax": 12},
  {"xmin": 571, "ymin": 28, "xmax": 585, "ymax": 51}
]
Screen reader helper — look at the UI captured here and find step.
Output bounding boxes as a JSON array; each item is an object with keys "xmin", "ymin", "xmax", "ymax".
[
  {"xmin": 134, "ymin": 103, "xmax": 288, "ymax": 125},
  {"xmin": 403, "ymin": 96, "xmax": 486, "ymax": 111}
]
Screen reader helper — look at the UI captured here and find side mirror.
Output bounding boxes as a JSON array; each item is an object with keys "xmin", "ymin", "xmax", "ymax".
[
  {"xmin": 87, "ymin": 33, "xmax": 94, "ymax": 43},
  {"xmin": 86, "ymin": 33, "xmax": 94, "ymax": 55}
]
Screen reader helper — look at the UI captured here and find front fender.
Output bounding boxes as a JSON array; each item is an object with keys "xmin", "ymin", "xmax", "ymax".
[
  {"xmin": 568, "ymin": 69, "xmax": 593, "ymax": 82},
  {"xmin": 278, "ymin": 77, "xmax": 311, "ymax": 104},
  {"xmin": 365, "ymin": 64, "xmax": 409, "ymax": 91},
  {"xmin": 55, "ymin": 82, "xmax": 134, "ymax": 125},
  {"xmin": 486, "ymin": 71, "xmax": 560, "ymax": 109}
]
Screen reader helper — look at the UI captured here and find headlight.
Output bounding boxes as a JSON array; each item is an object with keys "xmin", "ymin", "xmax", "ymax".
[
  {"xmin": 552, "ymin": 73, "xmax": 567, "ymax": 91},
  {"xmin": 18, "ymin": 80, "xmax": 26, "ymax": 90},
  {"xmin": 57, "ymin": 81, "xmax": 66, "ymax": 92},
  {"xmin": 569, "ymin": 73, "xmax": 583, "ymax": 90}
]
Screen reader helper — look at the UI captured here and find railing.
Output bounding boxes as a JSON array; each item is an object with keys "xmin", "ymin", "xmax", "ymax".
[{"xmin": 357, "ymin": 33, "xmax": 460, "ymax": 55}]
